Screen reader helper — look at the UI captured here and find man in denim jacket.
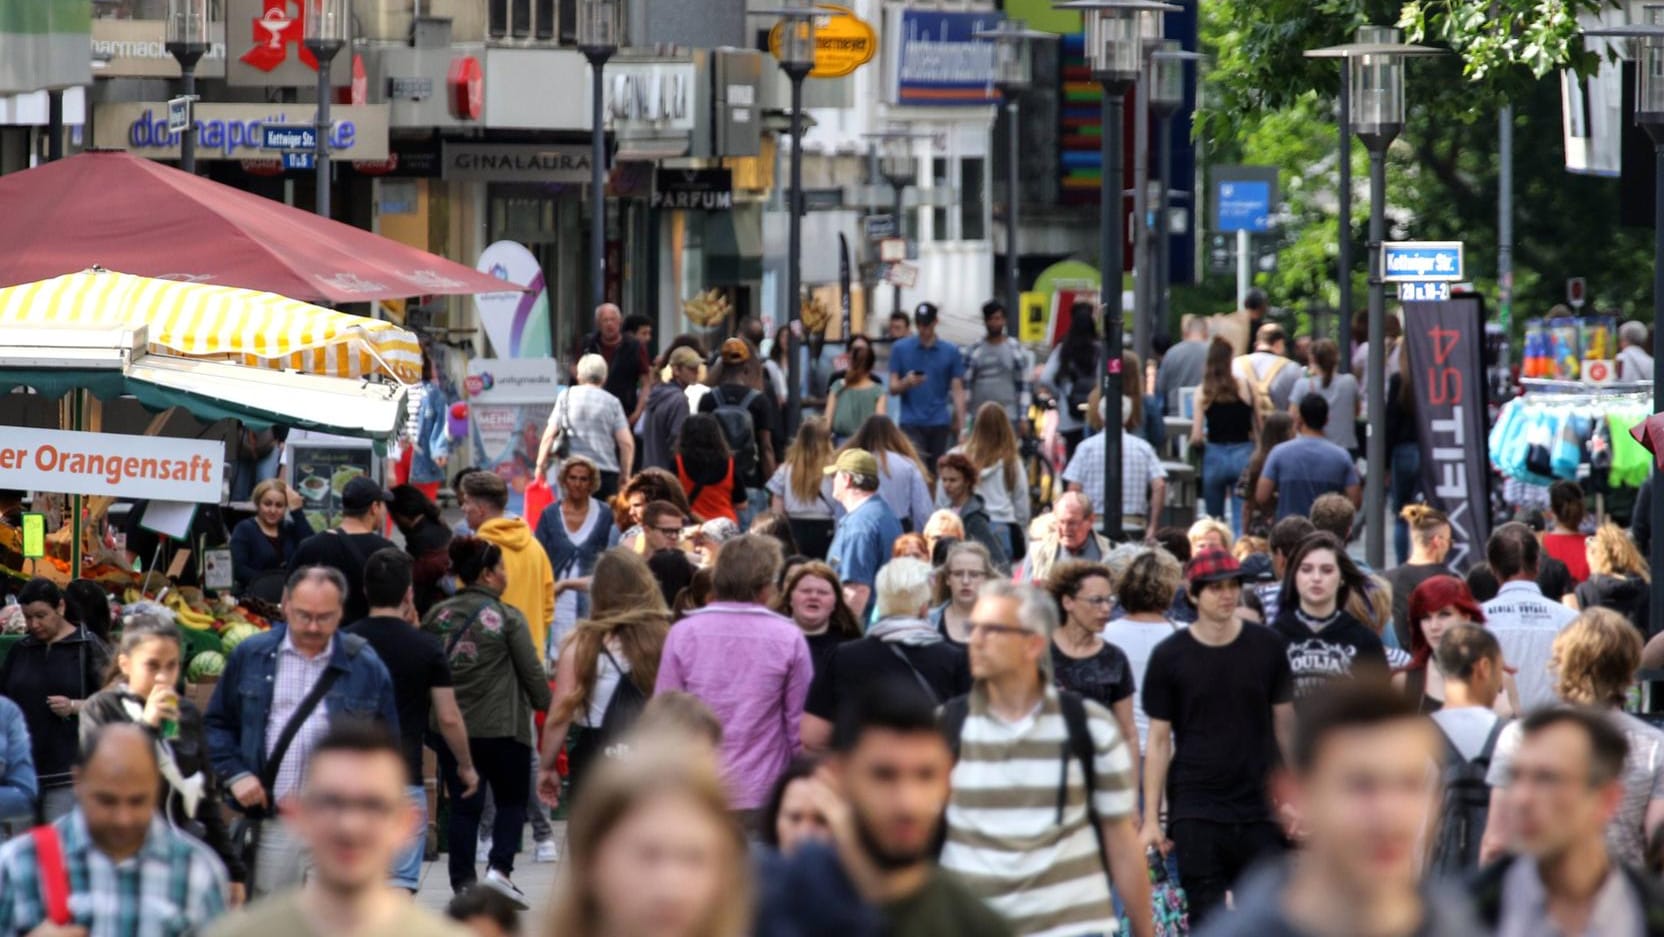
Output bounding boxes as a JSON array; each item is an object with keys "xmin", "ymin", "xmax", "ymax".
[
  {"xmin": 205, "ymin": 565, "xmax": 397, "ymax": 897},
  {"xmin": 0, "ymin": 696, "xmax": 35, "ymax": 828}
]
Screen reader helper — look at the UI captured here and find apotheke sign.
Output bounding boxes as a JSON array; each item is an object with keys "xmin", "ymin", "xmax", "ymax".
[
  {"xmin": 93, "ymin": 102, "xmax": 390, "ymax": 161},
  {"xmin": 441, "ymin": 143, "xmax": 591, "ymax": 182}
]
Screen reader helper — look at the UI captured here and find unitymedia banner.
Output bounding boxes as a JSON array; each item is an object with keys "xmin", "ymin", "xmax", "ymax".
[{"xmin": 1402, "ymin": 297, "xmax": 1491, "ymax": 573}]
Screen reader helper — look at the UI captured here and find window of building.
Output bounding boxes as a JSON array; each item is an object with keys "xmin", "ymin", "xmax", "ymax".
[
  {"xmin": 931, "ymin": 157, "xmax": 950, "ymax": 242},
  {"xmin": 960, "ymin": 157, "xmax": 986, "ymax": 241}
]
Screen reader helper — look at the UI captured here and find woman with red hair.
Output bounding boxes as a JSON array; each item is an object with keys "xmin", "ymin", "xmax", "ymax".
[{"xmin": 1401, "ymin": 575, "xmax": 1518, "ymax": 715}]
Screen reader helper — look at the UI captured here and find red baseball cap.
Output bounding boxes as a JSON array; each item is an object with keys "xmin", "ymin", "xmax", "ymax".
[{"xmin": 1185, "ymin": 547, "xmax": 1247, "ymax": 586}]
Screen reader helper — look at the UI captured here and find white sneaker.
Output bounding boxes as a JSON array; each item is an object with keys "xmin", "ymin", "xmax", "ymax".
[
  {"xmin": 534, "ymin": 837, "xmax": 560, "ymax": 862},
  {"xmin": 475, "ymin": 836, "xmax": 492, "ymax": 865},
  {"xmin": 483, "ymin": 867, "xmax": 530, "ymax": 910}
]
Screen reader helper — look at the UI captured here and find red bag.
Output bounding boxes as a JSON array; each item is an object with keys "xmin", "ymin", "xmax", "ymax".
[
  {"xmin": 32, "ymin": 824, "xmax": 72, "ymax": 925},
  {"xmin": 523, "ymin": 477, "xmax": 554, "ymax": 530}
]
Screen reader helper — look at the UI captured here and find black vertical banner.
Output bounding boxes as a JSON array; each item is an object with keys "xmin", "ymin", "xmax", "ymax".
[{"xmin": 1402, "ymin": 297, "xmax": 1491, "ymax": 573}]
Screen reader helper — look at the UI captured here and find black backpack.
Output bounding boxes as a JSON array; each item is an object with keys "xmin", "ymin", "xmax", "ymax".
[
  {"xmin": 596, "ymin": 647, "xmax": 647, "ymax": 756},
  {"xmin": 1427, "ymin": 716, "xmax": 1506, "ymax": 878},
  {"xmin": 939, "ymin": 689, "xmax": 1108, "ymax": 875},
  {"xmin": 712, "ymin": 385, "xmax": 762, "ymax": 483}
]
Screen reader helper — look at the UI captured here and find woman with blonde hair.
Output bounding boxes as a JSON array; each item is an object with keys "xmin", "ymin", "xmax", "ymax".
[
  {"xmin": 537, "ymin": 548, "xmax": 671, "ymax": 808},
  {"xmin": 1573, "ymin": 522, "xmax": 1649, "ymax": 627},
  {"xmin": 549, "ymin": 739, "xmax": 751, "ymax": 937},
  {"xmin": 922, "ymin": 509, "xmax": 965, "ymax": 563},
  {"xmin": 840, "ymin": 415, "xmax": 934, "ymax": 532},
  {"xmin": 940, "ymin": 402, "xmax": 1031, "ymax": 559},
  {"xmin": 766, "ymin": 417, "xmax": 838, "ymax": 558},
  {"xmin": 1186, "ymin": 517, "xmax": 1233, "ymax": 556}
]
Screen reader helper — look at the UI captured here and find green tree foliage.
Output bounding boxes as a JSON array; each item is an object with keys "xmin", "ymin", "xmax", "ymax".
[{"xmin": 1195, "ymin": 0, "xmax": 1654, "ymax": 327}]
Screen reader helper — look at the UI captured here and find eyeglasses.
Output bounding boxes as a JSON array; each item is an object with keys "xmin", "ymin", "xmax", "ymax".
[
  {"xmin": 949, "ymin": 569, "xmax": 989, "ymax": 581},
  {"xmin": 968, "ymin": 622, "xmax": 1033, "ymax": 640},
  {"xmin": 652, "ymin": 525, "xmax": 683, "ymax": 537}
]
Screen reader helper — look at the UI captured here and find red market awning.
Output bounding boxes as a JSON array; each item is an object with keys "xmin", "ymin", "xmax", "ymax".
[
  {"xmin": 1630, "ymin": 414, "xmax": 1664, "ymax": 468},
  {"xmin": 0, "ymin": 151, "xmax": 524, "ymax": 303}
]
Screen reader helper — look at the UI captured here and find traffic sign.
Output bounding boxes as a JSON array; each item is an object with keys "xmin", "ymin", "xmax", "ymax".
[
  {"xmin": 282, "ymin": 151, "xmax": 316, "ymax": 171},
  {"xmin": 1567, "ymin": 277, "xmax": 1587, "ymax": 309},
  {"xmin": 1212, "ymin": 165, "xmax": 1278, "ymax": 234},
  {"xmin": 863, "ymin": 214, "xmax": 897, "ymax": 241},
  {"xmin": 262, "ymin": 125, "xmax": 318, "ymax": 151},
  {"xmin": 878, "ymin": 237, "xmax": 907, "ymax": 263},
  {"xmin": 167, "ymin": 96, "xmax": 192, "ymax": 134},
  {"xmin": 883, "ymin": 263, "xmax": 919, "ymax": 288},
  {"xmin": 1398, "ymin": 281, "xmax": 1451, "ymax": 302},
  {"xmin": 1381, "ymin": 241, "xmax": 1464, "ymax": 283}
]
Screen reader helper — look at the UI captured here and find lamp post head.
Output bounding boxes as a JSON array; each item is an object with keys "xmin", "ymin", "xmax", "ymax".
[
  {"xmin": 165, "ymin": 0, "xmax": 210, "ymax": 51},
  {"xmin": 1305, "ymin": 26, "xmax": 1441, "ymax": 148},
  {"xmin": 755, "ymin": 0, "xmax": 819, "ymax": 73},
  {"xmin": 863, "ymin": 130, "xmax": 931, "ymax": 187},
  {"xmin": 577, "ymin": 0, "xmax": 621, "ymax": 59},
  {"xmin": 973, "ymin": 20, "xmax": 1058, "ymax": 99},
  {"xmin": 1587, "ymin": 5, "xmax": 1664, "ymax": 135},
  {"xmin": 302, "ymin": 0, "xmax": 350, "ymax": 51},
  {"xmin": 1053, "ymin": 0, "xmax": 1179, "ymax": 87},
  {"xmin": 1149, "ymin": 42, "xmax": 1203, "ymax": 116}
]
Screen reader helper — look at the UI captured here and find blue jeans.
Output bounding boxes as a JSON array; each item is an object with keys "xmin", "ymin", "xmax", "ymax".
[
  {"xmin": 392, "ymin": 783, "xmax": 428, "ymax": 891},
  {"xmin": 1391, "ymin": 442, "xmax": 1422, "ymax": 565},
  {"xmin": 1201, "ymin": 442, "xmax": 1253, "ymax": 537}
]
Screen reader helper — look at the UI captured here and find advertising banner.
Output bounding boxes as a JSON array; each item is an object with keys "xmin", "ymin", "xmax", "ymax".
[
  {"xmin": 889, "ymin": 8, "xmax": 1003, "ymax": 106},
  {"xmin": 1402, "ymin": 298, "xmax": 1491, "ymax": 573},
  {"xmin": 285, "ymin": 434, "xmax": 376, "ymax": 533},
  {"xmin": 466, "ymin": 359, "xmax": 562, "ymax": 515},
  {"xmin": 472, "ymin": 242, "xmax": 549, "ymax": 359},
  {"xmin": 0, "ymin": 0, "xmax": 89, "ymax": 95},
  {"xmin": 0, "ymin": 428, "xmax": 221, "ymax": 503}
]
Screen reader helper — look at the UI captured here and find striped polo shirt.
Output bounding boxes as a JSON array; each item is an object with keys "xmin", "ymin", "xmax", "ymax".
[{"xmin": 942, "ymin": 684, "xmax": 1137, "ymax": 937}]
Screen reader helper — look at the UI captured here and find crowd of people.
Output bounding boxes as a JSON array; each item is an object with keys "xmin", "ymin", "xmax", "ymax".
[{"xmin": 4, "ymin": 295, "xmax": 1664, "ymax": 937}]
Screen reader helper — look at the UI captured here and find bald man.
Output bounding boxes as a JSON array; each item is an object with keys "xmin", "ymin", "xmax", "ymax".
[{"xmin": 0, "ymin": 723, "xmax": 230, "ymax": 934}]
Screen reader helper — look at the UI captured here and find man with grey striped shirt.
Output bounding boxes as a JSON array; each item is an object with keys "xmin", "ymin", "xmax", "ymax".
[{"xmin": 940, "ymin": 581, "xmax": 1154, "ymax": 937}]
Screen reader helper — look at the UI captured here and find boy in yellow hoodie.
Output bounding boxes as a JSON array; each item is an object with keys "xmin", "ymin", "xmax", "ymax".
[{"xmin": 459, "ymin": 471, "xmax": 556, "ymax": 663}]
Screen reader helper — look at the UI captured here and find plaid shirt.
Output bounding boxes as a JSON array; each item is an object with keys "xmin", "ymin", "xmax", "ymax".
[
  {"xmin": 265, "ymin": 633, "xmax": 333, "ymax": 802},
  {"xmin": 0, "ymin": 810, "xmax": 227, "ymax": 937},
  {"xmin": 1062, "ymin": 428, "xmax": 1167, "ymax": 519},
  {"xmin": 553, "ymin": 384, "xmax": 629, "ymax": 473}
]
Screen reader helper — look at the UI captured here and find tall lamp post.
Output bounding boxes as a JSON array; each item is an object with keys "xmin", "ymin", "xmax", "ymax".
[
  {"xmin": 975, "ymin": 20, "xmax": 1055, "ymax": 325},
  {"xmin": 1055, "ymin": 0, "xmax": 1176, "ymax": 541},
  {"xmin": 303, "ymin": 0, "xmax": 348, "ymax": 219},
  {"xmin": 578, "ymin": 0, "xmax": 620, "ymax": 313},
  {"xmin": 762, "ymin": 1, "xmax": 817, "ymax": 436},
  {"xmin": 1147, "ymin": 41, "xmax": 1201, "ymax": 347},
  {"xmin": 1308, "ymin": 27, "xmax": 1437, "ymax": 568},
  {"xmin": 165, "ymin": 0, "xmax": 208, "ymax": 174},
  {"xmin": 1588, "ymin": 6, "xmax": 1664, "ymax": 644},
  {"xmin": 864, "ymin": 130, "xmax": 924, "ymax": 316}
]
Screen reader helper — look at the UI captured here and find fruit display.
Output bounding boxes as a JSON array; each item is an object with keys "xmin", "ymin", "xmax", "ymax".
[
  {"xmin": 186, "ymin": 651, "xmax": 226, "ymax": 682},
  {"xmin": 683, "ymin": 289, "xmax": 732, "ymax": 327},
  {"xmin": 121, "ymin": 586, "xmax": 272, "ymax": 634},
  {"xmin": 220, "ymin": 622, "xmax": 262, "ymax": 653},
  {"xmin": 801, "ymin": 295, "xmax": 832, "ymax": 335}
]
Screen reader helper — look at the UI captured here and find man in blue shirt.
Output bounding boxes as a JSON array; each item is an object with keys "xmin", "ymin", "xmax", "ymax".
[
  {"xmin": 888, "ymin": 303, "xmax": 966, "ymax": 471},
  {"xmin": 825, "ymin": 449, "xmax": 904, "ymax": 620},
  {"xmin": 1255, "ymin": 393, "xmax": 1362, "ymax": 521}
]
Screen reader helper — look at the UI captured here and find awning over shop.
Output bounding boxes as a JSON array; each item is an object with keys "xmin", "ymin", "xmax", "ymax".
[
  {"xmin": 0, "ymin": 325, "xmax": 406, "ymax": 440},
  {"xmin": 0, "ymin": 269, "xmax": 422, "ymax": 384}
]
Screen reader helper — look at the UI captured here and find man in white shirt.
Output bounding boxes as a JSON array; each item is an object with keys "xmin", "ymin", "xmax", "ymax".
[
  {"xmin": 1479, "ymin": 523, "xmax": 1576, "ymax": 710},
  {"xmin": 1618, "ymin": 320, "xmax": 1654, "ymax": 381}
]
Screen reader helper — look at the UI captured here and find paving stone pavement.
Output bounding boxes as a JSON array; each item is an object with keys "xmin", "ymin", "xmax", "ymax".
[{"xmin": 414, "ymin": 823, "xmax": 567, "ymax": 919}]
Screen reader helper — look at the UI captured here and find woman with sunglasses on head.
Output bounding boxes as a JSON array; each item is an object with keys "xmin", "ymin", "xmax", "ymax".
[
  {"xmin": 536, "ymin": 455, "xmax": 620, "ymax": 663},
  {"xmin": 1047, "ymin": 560, "xmax": 1140, "ymax": 771}
]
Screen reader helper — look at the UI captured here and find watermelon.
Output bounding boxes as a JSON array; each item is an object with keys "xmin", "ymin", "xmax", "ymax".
[
  {"xmin": 220, "ymin": 622, "xmax": 261, "ymax": 653},
  {"xmin": 187, "ymin": 650, "xmax": 226, "ymax": 682}
]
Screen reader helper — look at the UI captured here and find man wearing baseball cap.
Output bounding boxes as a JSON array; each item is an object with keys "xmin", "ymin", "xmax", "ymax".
[
  {"xmin": 824, "ymin": 449, "xmax": 904, "ymax": 620},
  {"xmin": 288, "ymin": 476, "xmax": 399, "ymax": 624},
  {"xmin": 1140, "ymin": 548, "xmax": 1296, "ymax": 927},
  {"xmin": 640, "ymin": 344, "xmax": 704, "ymax": 472},
  {"xmin": 888, "ymin": 302, "xmax": 966, "ymax": 471}
]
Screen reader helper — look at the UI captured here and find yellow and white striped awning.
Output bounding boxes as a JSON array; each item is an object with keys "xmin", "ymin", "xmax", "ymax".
[{"xmin": 0, "ymin": 268, "xmax": 422, "ymax": 384}]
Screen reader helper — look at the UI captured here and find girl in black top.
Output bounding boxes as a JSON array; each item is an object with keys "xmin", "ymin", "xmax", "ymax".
[
  {"xmin": 1271, "ymin": 532, "xmax": 1388, "ymax": 702},
  {"xmin": 1191, "ymin": 337, "xmax": 1260, "ymax": 536},
  {"xmin": 1047, "ymin": 560, "xmax": 1141, "ymax": 768}
]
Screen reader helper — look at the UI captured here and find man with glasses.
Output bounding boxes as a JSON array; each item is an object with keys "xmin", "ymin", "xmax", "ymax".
[
  {"xmin": 1021, "ymin": 492, "xmax": 1113, "ymax": 583},
  {"xmin": 206, "ymin": 567, "xmax": 398, "ymax": 898},
  {"xmin": 1140, "ymin": 548, "xmax": 1295, "ymax": 927},
  {"xmin": 640, "ymin": 346, "xmax": 703, "ymax": 472},
  {"xmin": 208, "ymin": 721, "xmax": 469, "ymax": 937},
  {"xmin": 642, "ymin": 500, "xmax": 697, "ymax": 607},
  {"xmin": 939, "ymin": 580, "xmax": 1154, "ymax": 937}
]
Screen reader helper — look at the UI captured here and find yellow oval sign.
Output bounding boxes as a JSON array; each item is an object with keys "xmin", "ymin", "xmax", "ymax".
[{"xmin": 768, "ymin": 5, "xmax": 878, "ymax": 79}]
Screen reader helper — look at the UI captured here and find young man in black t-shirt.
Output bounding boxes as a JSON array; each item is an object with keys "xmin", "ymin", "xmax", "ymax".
[
  {"xmin": 1140, "ymin": 548, "xmax": 1296, "ymax": 928},
  {"xmin": 288, "ymin": 477, "xmax": 398, "ymax": 624},
  {"xmin": 343, "ymin": 548, "xmax": 478, "ymax": 893}
]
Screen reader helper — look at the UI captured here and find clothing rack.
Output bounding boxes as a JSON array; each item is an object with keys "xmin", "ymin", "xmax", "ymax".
[{"xmin": 1520, "ymin": 377, "xmax": 1653, "ymax": 394}]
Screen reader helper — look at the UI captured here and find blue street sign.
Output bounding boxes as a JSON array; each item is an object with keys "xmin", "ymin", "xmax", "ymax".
[
  {"xmin": 1216, "ymin": 180, "xmax": 1272, "ymax": 233},
  {"xmin": 262, "ymin": 125, "xmax": 318, "ymax": 151},
  {"xmin": 1381, "ymin": 241, "xmax": 1464, "ymax": 282},
  {"xmin": 1398, "ymin": 281, "xmax": 1451, "ymax": 302},
  {"xmin": 281, "ymin": 151, "xmax": 316, "ymax": 171}
]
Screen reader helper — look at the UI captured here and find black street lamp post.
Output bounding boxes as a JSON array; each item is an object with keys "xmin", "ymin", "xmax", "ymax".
[
  {"xmin": 1147, "ymin": 41, "xmax": 1201, "ymax": 346},
  {"xmin": 975, "ymin": 20, "xmax": 1054, "ymax": 325},
  {"xmin": 303, "ymin": 0, "xmax": 348, "ymax": 219},
  {"xmin": 579, "ymin": 0, "xmax": 621, "ymax": 313},
  {"xmin": 761, "ymin": 1, "xmax": 818, "ymax": 437},
  {"xmin": 165, "ymin": 0, "xmax": 209, "ymax": 175}
]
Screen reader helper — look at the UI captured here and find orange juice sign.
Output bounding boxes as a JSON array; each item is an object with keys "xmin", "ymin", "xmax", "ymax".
[
  {"xmin": 0, "ymin": 427, "xmax": 223, "ymax": 503},
  {"xmin": 769, "ymin": 5, "xmax": 877, "ymax": 79}
]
